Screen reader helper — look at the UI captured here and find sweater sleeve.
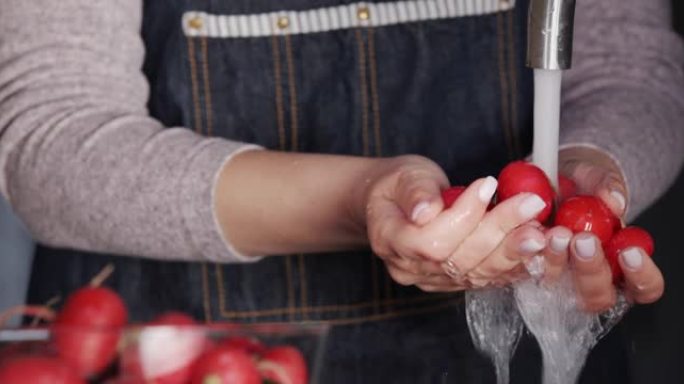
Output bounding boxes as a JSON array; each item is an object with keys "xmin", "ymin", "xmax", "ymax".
[
  {"xmin": 560, "ymin": 0, "xmax": 684, "ymax": 222},
  {"xmin": 0, "ymin": 0, "xmax": 262, "ymax": 262}
]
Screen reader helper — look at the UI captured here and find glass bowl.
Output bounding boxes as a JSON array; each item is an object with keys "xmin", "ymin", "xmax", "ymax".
[{"xmin": 0, "ymin": 322, "xmax": 330, "ymax": 384}]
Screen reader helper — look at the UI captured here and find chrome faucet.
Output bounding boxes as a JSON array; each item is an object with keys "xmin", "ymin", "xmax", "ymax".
[{"xmin": 526, "ymin": 0, "xmax": 577, "ymax": 70}]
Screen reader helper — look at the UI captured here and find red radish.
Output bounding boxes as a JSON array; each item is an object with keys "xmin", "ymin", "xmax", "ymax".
[
  {"xmin": 497, "ymin": 161, "xmax": 555, "ymax": 222},
  {"xmin": 102, "ymin": 378, "xmax": 145, "ymax": 384},
  {"xmin": 52, "ymin": 286, "xmax": 127, "ymax": 378},
  {"xmin": 441, "ymin": 186, "xmax": 466, "ymax": 209},
  {"xmin": 258, "ymin": 346, "xmax": 308, "ymax": 384},
  {"xmin": 190, "ymin": 345, "xmax": 261, "ymax": 384},
  {"xmin": 222, "ymin": 337, "xmax": 267, "ymax": 356},
  {"xmin": 554, "ymin": 196, "xmax": 619, "ymax": 244},
  {"xmin": 441, "ymin": 185, "xmax": 495, "ymax": 211},
  {"xmin": 118, "ymin": 344, "xmax": 145, "ymax": 383},
  {"xmin": 0, "ymin": 341, "xmax": 53, "ymax": 363},
  {"xmin": 121, "ymin": 312, "xmax": 207, "ymax": 384},
  {"xmin": 0, "ymin": 356, "xmax": 85, "ymax": 384},
  {"xmin": 604, "ymin": 226, "xmax": 655, "ymax": 282},
  {"xmin": 558, "ymin": 175, "xmax": 577, "ymax": 202}
]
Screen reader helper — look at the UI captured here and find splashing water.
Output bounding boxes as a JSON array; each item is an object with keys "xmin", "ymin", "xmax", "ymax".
[
  {"xmin": 465, "ymin": 69, "xmax": 631, "ymax": 384},
  {"xmin": 512, "ymin": 69, "xmax": 631, "ymax": 383},
  {"xmin": 514, "ymin": 272, "xmax": 631, "ymax": 384},
  {"xmin": 466, "ymin": 287, "xmax": 523, "ymax": 384}
]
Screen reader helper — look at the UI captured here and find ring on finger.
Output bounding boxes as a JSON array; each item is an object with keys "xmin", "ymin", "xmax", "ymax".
[{"xmin": 442, "ymin": 257, "xmax": 464, "ymax": 280}]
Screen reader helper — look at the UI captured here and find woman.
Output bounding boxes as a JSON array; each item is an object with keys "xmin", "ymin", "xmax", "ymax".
[{"xmin": 0, "ymin": 0, "xmax": 681, "ymax": 382}]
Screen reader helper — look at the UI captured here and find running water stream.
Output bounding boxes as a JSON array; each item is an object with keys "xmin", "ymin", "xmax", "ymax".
[{"xmin": 465, "ymin": 69, "xmax": 630, "ymax": 384}]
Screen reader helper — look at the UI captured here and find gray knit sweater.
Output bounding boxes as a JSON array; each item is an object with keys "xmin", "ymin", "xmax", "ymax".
[{"xmin": 0, "ymin": 0, "xmax": 682, "ymax": 263}]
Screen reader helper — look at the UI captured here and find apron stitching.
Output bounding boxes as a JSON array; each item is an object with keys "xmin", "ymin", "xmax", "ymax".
[
  {"xmin": 186, "ymin": 37, "xmax": 203, "ymax": 133},
  {"xmin": 285, "ymin": 256, "xmax": 297, "ymax": 321},
  {"xmin": 201, "ymin": 263, "xmax": 213, "ymax": 323},
  {"xmin": 506, "ymin": 9, "xmax": 521, "ymax": 158},
  {"xmin": 215, "ymin": 263, "xmax": 229, "ymax": 316},
  {"xmin": 199, "ymin": 35, "xmax": 215, "ymax": 323},
  {"xmin": 298, "ymin": 254, "xmax": 309, "ymax": 320},
  {"xmin": 200, "ymin": 37, "xmax": 214, "ymax": 137},
  {"xmin": 318, "ymin": 295, "xmax": 463, "ymax": 326},
  {"xmin": 496, "ymin": 12, "xmax": 515, "ymax": 160},
  {"xmin": 211, "ymin": 292, "xmax": 456, "ymax": 318},
  {"xmin": 271, "ymin": 35, "xmax": 287, "ymax": 151},
  {"xmin": 368, "ymin": 28, "xmax": 383, "ymax": 159},
  {"xmin": 355, "ymin": 29, "xmax": 371, "ymax": 158},
  {"xmin": 283, "ymin": 33, "xmax": 299, "ymax": 321},
  {"xmin": 284, "ymin": 34, "xmax": 300, "ymax": 152},
  {"xmin": 187, "ymin": 35, "xmax": 213, "ymax": 323},
  {"xmin": 208, "ymin": 295, "xmax": 466, "ymax": 326},
  {"xmin": 367, "ymin": 27, "xmax": 393, "ymax": 309},
  {"xmin": 355, "ymin": 28, "xmax": 381, "ymax": 316}
]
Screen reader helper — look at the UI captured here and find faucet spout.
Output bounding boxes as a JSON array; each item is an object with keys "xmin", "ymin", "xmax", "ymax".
[{"xmin": 526, "ymin": 0, "xmax": 577, "ymax": 70}]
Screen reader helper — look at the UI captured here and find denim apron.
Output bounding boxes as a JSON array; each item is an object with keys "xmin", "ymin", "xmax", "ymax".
[{"xmin": 27, "ymin": 0, "xmax": 630, "ymax": 382}]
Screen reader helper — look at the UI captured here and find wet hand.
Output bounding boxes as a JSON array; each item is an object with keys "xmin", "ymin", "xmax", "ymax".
[
  {"xmin": 363, "ymin": 156, "xmax": 548, "ymax": 292},
  {"xmin": 541, "ymin": 146, "xmax": 665, "ymax": 312}
]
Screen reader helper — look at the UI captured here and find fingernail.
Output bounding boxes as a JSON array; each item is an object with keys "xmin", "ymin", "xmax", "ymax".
[
  {"xmin": 621, "ymin": 247, "xmax": 643, "ymax": 271},
  {"xmin": 575, "ymin": 235, "xmax": 596, "ymax": 260},
  {"xmin": 411, "ymin": 201, "xmax": 430, "ymax": 223},
  {"xmin": 550, "ymin": 235, "xmax": 570, "ymax": 253},
  {"xmin": 478, "ymin": 176, "xmax": 498, "ymax": 203},
  {"xmin": 520, "ymin": 238, "xmax": 545, "ymax": 253},
  {"xmin": 610, "ymin": 190, "xmax": 626, "ymax": 212},
  {"xmin": 518, "ymin": 194, "xmax": 546, "ymax": 220},
  {"xmin": 525, "ymin": 255, "xmax": 546, "ymax": 279}
]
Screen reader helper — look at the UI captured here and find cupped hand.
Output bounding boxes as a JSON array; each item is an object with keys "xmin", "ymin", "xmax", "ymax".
[
  {"xmin": 540, "ymin": 146, "xmax": 665, "ymax": 312},
  {"xmin": 363, "ymin": 155, "xmax": 548, "ymax": 292}
]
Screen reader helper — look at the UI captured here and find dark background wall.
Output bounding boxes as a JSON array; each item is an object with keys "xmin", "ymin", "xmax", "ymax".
[
  {"xmin": 618, "ymin": 2, "xmax": 683, "ymax": 382},
  {"xmin": 675, "ymin": 0, "xmax": 683, "ymax": 34}
]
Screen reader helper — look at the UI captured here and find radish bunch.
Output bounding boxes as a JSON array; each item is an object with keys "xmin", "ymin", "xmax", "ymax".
[{"xmin": 0, "ymin": 281, "xmax": 309, "ymax": 384}]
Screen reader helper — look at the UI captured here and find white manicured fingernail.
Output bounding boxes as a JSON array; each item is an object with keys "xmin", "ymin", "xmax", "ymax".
[
  {"xmin": 520, "ymin": 238, "xmax": 545, "ymax": 253},
  {"xmin": 550, "ymin": 235, "xmax": 570, "ymax": 253},
  {"xmin": 411, "ymin": 201, "xmax": 430, "ymax": 223},
  {"xmin": 525, "ymin": 255, "xmax": 546, "ymax": 279},
  {"xmin": 518, "ymin": 194, "xmax": 546, "ymax": 220},
  {"xmin": 621, "ymin": 247, "xmax": 643, "ymax": 271},
  {"xmin": 575, "ymin": 236, "xmax": 596, "ymax": 260},
  {"xmin": 611, "ymin": 190, "xmax": 626, "ymax": 212},
  {"xmin": 478, "ymin": 176, "xmax": 498, "ymax": 203}
]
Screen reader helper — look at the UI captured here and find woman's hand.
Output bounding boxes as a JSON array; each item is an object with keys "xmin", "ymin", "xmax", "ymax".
[
  {"xmin": 540, "ymin": 146, "xmax": 665, "ymax": 312},
  {"xmin": 362, "ymin": 156, "xmax": 548, "ymax": 292}
]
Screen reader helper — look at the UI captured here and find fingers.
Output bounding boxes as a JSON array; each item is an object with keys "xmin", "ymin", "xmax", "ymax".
[
  {"xmin": 570, "ymin": 233, "xmax": 617, "ymax": 313},
  {"xmin": 391, "ymin": 177, "xmax": 497, "ymax": 262},
  {"xmin": 394, "ymin": 165, "xmax": 449, "ymax": 226},
  {"xmin": 620, "ymin": 247, "xmax": 665, "ymax": 304},
  {"xmin": 466, "ymin": 223, "xmax": 546, "ymax": 284},
  {"xmin": 385, "ymin": 256, "xmax": 446, "ymax": 276},
  {"xmin": 559, "ymin": 150, "xmax": 627, "ymax": 217},
  {"xmin": 592, "ymin": 173, "xmax": 628, "ymax": 218},
  {"xmin": 416, "ymin": 283, "xmax": 467, "ymax": 293},
  {"xmin": 541, "ymin": 226, "xmax": 572, "ymax": 283},
  {"xmin": 442, "ymin": 192, "xmax": 547, "ymax": 277},
  {"xmin": 385, "ymin": 262, "xmax": 460, "ymax": 287}
]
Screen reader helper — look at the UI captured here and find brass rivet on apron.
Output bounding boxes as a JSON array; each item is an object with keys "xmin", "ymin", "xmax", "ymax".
[
  {"xmin": 188, "ymin": 16, "xmax": 203, "ymax": 30},
  {"xmin": 277, "ymin": 16, "xmax": 290, "ymax": 30},
  {"xmin": 357, "ymin": 6, "xmax": 371, "ymax": 21}
]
